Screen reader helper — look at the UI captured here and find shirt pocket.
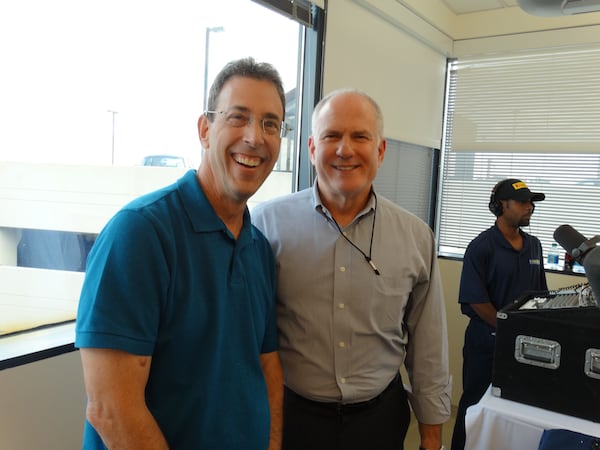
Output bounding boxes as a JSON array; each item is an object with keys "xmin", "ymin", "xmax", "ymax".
[{"xmin": 370, "ymin": 275, "xmax": 411, "ymax": 332}]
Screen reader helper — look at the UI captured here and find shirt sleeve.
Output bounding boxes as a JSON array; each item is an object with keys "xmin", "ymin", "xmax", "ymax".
[
  {"xmin": 404, "ymin": 233, "xmax": 452, "ymax": 425},
  {"xmin": 75, "ymin": 209, "xmax": 168, "ymax": 355},
  {"xmin": 459, "ymin": 239, "xmax": 492, "ymax": 306}
]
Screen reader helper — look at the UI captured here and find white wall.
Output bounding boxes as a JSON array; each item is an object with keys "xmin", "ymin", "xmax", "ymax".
[
  {"xmin": 324, "ymin": 0, "xmax": 448, "ymax": 149},
  {"xmin": 0, "ymin": 351, "xmax": 85, "ymax": 450}
]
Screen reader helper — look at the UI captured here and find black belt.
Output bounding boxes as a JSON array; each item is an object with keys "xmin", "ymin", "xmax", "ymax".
[{"xmin": 285, "ymin": 373, "xmax": 401, "ymax": 414}]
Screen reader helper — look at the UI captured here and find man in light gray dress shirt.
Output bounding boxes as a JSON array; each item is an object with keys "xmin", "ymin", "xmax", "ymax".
[{"xmin": 252, "ymin": 88, "xmax": 451, "ymax": 450}]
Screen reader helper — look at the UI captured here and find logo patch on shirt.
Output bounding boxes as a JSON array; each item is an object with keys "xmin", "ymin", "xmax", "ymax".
[{"xmin": 529, "ymin": 258, "xmax": 541, "ymax": 265}]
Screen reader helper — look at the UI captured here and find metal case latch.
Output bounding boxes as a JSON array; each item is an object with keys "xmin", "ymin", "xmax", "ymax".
[
  {"xmin": 514, "ymin": 335, "xmax": 561, "ymax": 369},
  {"xmin": 585, "ymin": 348, "xmax": 600, "ymax": 380}
]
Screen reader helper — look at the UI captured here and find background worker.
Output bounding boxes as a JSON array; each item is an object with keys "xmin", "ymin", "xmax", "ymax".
[{"xmin": 451, "ymin": 178, "xmax": 547, "ymax": 449}]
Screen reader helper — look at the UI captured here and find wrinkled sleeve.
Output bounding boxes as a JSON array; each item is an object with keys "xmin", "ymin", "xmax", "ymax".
[{"xmin": 404, "ymin": 233, "xmax": 452, "ymax": 425}]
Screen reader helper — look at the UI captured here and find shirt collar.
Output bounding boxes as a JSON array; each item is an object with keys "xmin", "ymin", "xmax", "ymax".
[
  {"xmin": 492, "ymin": 222, "xmax": 530, "ymax": 251},
  {"xmin": 310, "ymin": 179, "xmax": 376, "ymax": 223},
  {"xmin": 177, "ymin": 170, "xmax": 255, "ymax": 241}
]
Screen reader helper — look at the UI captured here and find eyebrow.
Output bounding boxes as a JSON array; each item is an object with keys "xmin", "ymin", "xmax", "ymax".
[
  {"xmin": 225, "ymin": 105, "xmax": 282, "ymax": 122},
  {"xmin": 318, "ymin": 128, "xmax": 341, "ymax": 136},
  {"xmin": 318, "ymin": 128, "xmax": 374, "ymax": 137},
  {"xmin": 351, "ymin": 129, "xmax": 373, "ymax": 137}
]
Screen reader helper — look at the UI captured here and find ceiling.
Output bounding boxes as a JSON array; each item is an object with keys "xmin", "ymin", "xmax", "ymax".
[{"xmin": 441, "ymin": 0, "xmax": 519, "ymax": 14}]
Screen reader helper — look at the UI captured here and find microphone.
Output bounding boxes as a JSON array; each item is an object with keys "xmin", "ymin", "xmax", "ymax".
[
  {"xmin": 554, "ymin": 224, "xmax": 600, "ymax": 264},
  {"xmin": 554, "ymin": 224, "xmax": 600, "ymax": 304}
]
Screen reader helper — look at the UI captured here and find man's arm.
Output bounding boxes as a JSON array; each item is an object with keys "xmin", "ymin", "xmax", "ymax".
[
  {"xmin": 470, "ymin": 302, "xmax": 498, "ymax": 328},
  {"xmin": 260, "ymin": 351, "xmax": 284, "ymax": 450},
  {"xmin": 418, "ymin": 422, "xmax": 443, "ymax": 450},
  {"xmin": 80, "ymin": 348, "xmax": 169, "ymax": 449}
]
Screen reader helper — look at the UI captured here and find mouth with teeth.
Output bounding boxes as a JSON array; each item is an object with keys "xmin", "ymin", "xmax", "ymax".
[
  {"xmin": 234, "ymin": 153, "xmax": 262, "ymax": 168},
  {"xmin": 333, "ymin": 164, "xmax": 359, "ymax": 171}
]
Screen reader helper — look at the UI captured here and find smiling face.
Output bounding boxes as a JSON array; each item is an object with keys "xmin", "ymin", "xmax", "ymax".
[
  {"xmin": 309, "ymin": 91, "xmax": 386, "ymax": 208},
  {"xmin": 198, "ymin": 75, "xmax": 283, "ymax": 206}
]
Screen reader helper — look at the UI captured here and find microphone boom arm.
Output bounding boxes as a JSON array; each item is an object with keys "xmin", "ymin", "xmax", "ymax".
[{"xmin": 571, "ymin": 235, "xmax": 600, "ymax": 260}]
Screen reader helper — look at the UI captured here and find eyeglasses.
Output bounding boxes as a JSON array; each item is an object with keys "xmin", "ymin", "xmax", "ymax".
[{"xmin": 205, "ymin": 109, "xmax": 290, "ymax": 138}]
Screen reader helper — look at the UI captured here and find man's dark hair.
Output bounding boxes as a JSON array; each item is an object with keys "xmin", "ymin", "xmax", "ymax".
[{"xmin": 207, "ymin": 57, "xmax": 286, "ymax": 119}]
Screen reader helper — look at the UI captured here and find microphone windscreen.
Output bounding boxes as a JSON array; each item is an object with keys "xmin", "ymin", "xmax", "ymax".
[{"xmin": 554, "ymin": 224, "xmax": 587, "ymax": 256}]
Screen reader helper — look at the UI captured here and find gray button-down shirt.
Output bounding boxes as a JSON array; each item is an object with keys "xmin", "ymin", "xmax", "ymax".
[{"xmin": 252, "ymin": 183, "xmax": 451, "ymax": 424}]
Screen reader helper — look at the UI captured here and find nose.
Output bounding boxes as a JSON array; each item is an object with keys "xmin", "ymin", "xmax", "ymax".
[
  {"xmin": 243, "ymin": 117, "xmax": 266, "ymax": 146},
  {"xmin": 335, "ymin": 136, "xmax": 353, "ymax": 158}
]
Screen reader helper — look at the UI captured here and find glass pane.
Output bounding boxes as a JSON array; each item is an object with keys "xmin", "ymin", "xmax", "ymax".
[
  {"xmin": 438, "ymin": 150, "xmax": 600, "ymax": 272},
  {"xmin": 0, "ymin": 0, "xmax": 306, "ymax": 336},
  {"xmin": 373, "ymin": 140, "xmax": 436, "ymax": 225}
]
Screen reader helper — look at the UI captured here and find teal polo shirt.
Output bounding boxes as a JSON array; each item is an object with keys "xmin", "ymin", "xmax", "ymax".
[{"xmin": 76, "ymin": 170, "xmax": 278, "ymax": 449}]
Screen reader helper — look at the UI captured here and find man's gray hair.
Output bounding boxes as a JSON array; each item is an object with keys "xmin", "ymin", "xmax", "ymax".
[{"xmin": 207, "ymin": 57, "xmax": 286, "ymax": 119}]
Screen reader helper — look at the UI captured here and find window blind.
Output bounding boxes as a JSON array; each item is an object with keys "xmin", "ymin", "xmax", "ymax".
[
  {"xmin": 450, "ymin": 47, "xmax": 600, "ymax": 153},
  {"xmin": 374, "ymin": 139, "xmax": 437, "ymax": 226},
  {"xmin": 438, "ymin": 46, "xmax": 600, "ymax": 268}
]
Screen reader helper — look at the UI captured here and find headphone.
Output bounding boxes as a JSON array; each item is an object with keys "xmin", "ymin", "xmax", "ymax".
[
  {"xmin": 489, "ymin": 179, "xmax": 535, "ymax": 217},
  {"xmin": 489, "ymin": 179, "xmax": 509, "ymax": 216}
]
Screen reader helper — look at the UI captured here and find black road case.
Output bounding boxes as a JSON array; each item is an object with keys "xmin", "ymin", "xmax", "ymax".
[{"xmin": 491, "ymin": 288, "xmax": 600, "ymax": 422}]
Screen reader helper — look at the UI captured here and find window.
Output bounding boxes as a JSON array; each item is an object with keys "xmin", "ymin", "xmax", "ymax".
[
  {"xmin": 437, "ymin": 46, "xmax": 600, "ymax": 268},
  {"xmin": 373, "ymin": 140, "xmax": 439, "ymax": 226},
  {"xmin": 0, "ymin": 0, "xmax": 324, "ymax": 343}
]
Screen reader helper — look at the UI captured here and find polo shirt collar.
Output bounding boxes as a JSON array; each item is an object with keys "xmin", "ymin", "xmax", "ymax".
[
  {"xmin": 492, "ymin": 222, "xmax": 530, "ymax": 251},
  {"xmin": 176, "ymin": 170, "xmax": 255, "ymax": 240}
]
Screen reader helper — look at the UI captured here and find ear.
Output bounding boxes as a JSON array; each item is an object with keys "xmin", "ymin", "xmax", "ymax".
[
  {"xmin": 501, "ymin": 199, "xmax": 508, "ymax": 213},
  {"xmin": 377, "ymin": 137, "xmax": 386, "ymax": 167},
  {"xmin": 308, "ymin": 135, "xmax": 317, "ymax": 165},
  {"xmin": 198, "ymin": 114, "xmax": 210, "ymax": 149}
]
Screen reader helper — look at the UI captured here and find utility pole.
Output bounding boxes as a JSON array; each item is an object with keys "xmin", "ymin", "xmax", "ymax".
[
  {"xmin": 203, "ymin": 26, "xmax": 224, "ymax": 110},
  {"xmin": 108, "ymin": 110, "xmax": 118, "ymax": 165}
]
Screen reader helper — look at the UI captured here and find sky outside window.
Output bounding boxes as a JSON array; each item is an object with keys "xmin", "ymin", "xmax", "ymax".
[{"xmin": 0, "ymin": 0, "xmax": 301, "ymax": 168}]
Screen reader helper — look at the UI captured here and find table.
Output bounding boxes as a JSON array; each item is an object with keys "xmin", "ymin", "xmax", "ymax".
[
  {"xmin": 0, "ymin": 322, "xmax": 75, "ymax": 370},
  {"xmin": 465, "ymin": 386, "xmax": 600, "ymax": 450}
]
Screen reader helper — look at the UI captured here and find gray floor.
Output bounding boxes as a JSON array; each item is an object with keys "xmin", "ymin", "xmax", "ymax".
[{"xmin": 405, "ymin": 407, "xmax": 457, "ymax": 449}]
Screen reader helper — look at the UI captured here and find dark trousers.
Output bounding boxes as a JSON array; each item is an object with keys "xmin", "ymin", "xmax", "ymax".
[
  {"xmin": 451, "ymin": 320, "xmax": 496, "ymax": 450},
  {"xmin": 282, "ymin": 375, "xmax": 411, "ymax": 450}
]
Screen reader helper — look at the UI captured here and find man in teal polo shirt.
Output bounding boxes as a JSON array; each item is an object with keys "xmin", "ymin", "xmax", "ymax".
[{"xmin": 76, "ymin": 57, "xmax": 286, "ymax": 450}]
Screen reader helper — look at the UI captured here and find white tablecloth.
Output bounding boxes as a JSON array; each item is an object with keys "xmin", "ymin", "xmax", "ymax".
[{"xmin": 465, "ymin": 386, "xmax": 600, "ymax": 450}]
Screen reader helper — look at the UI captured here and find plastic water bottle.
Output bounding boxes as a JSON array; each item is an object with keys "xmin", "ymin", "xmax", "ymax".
[{"xmin": 547, "ymin": 243, "xmax": 560, "ymax": 269}]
